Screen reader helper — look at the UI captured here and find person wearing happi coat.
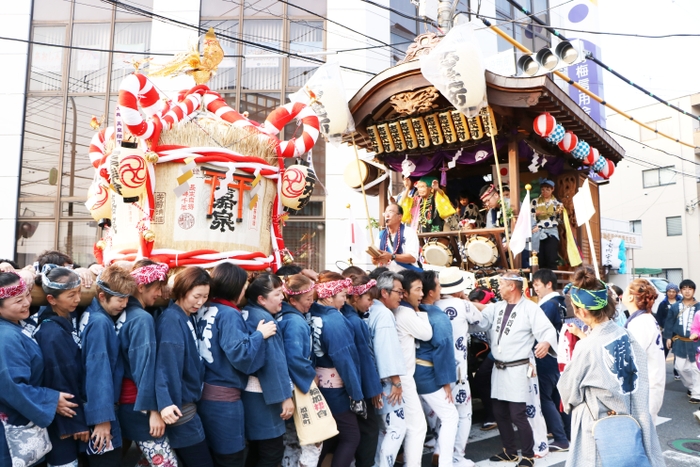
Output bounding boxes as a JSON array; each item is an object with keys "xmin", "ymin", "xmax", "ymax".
[
  {"xmin": 557, "ymin": 267, "xmax": 665, "ymax": 467},
  {"xmin": 393, "ymin": 270, "xmax": 432, "ymax": 467},
  {"xmin": 197, "ymin": 264, "xmax": 276, "ymax": 467},
  {"xmin": 373, "ymin": 203, "xmax": 421, "ymax": 273},
  {"xmin": 0, "ymin": 271, "xmax": 79, "ymax": 467},
  {"xmin": 663, "ymin": 279, "xmax": 700, "ymax": 403},
  {"xmin": 311, "ymin": 272, "xmax": 365, "ymax": 467},
  {"xmin": 434, "ymin": 267, "xmax": 483, "ymax": 466},
  {"xmin": 34, "ymin": 267, "xmax": 89, "ymax": 467},
  {"xmin": 415, "ymin": 270, "xmax": 463, "ymax": 467},
  {"xmin": 241, "ymin": 273, "xmax": 294, "ymax": 467},
  {"xmin": 118, "ymin": 260, "xmax": 177, "ymax": 467},
  {"xmin": 276, "ymin": 273, "xmax": 321, "ymax": 467},
  {"xmin": 364, "ymin": 271, "xmax": 407, "ymax": 467},
  {"xmin": 79, "ymin": 265, "xmax": 137, "ymax": 467},
  {"xmin": 469, "ymin": 273, "xmax": 557, "ymax": 467},
  {"xmin": 530, "ymin": 179, "xmax": 563, "ymax": 270},
  {"xmin": 342, "ymin": 275, "xmax": 383, "ymax": 467},
  {"xmin": 479, "ymin": 184, "xmax": 510, "ymax": 229},
  {"xmin": 155, "ymin": 266, "xmax": 214, "ymax": 467},
  {"xmin": 399, "ymin": 176, "xmax": 445, "ymax": 233}
]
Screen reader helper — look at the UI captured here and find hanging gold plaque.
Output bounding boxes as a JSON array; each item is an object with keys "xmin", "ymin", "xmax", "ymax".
[
  {"xmin": 388, "ymin": 122, "xmax": 407, "ymax": 152},
  {"xmin": 376, "ymin": 123, "xmax": 395, "ymax": 153},
  {"xmin": 451, "ymin": 110, "xmax": 470, "ymax": 142},
  {"xmin": 467, "ymin": 116, "xmax": 484, "ymax": 140},
  {"xmin": 399, "ymin": 119, "xmax": 418, "ymax": 149},
  {"xmin": 438, "ymin": 111, "xmax": 457, "ymax": 144},
  {"xmin": 366, "ymin": 125, "xmax": 384, "ymax": 154},
  {"xmin": 424, "ymin": 113, "xmax": 444, "ymax": 146},
  {"xmin": 411, "ymin": 117, "xmax": 430, "ymax": 149},
  {"xmin": 480, "ymin": 106, "xmax": 498, "ymax": 137}
]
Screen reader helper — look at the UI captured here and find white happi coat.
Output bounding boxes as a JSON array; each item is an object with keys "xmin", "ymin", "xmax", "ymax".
[{"xmin": 471, "ymin": 296, "xmax": 558, "ymax": 403}]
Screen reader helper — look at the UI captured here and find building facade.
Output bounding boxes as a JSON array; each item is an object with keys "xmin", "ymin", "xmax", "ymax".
[
  {"xmin": 601, "ymin": 94, "xmax": 700, "ymax": 283},
  {"xmin": 3, "ymin": 0, "xmax": 602, "ymax": 272}
]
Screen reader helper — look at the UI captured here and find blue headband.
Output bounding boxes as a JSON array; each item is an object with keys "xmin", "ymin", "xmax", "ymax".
[
  {"xmin": 96, "ymin": 274, "xmax": 130, "ymax": 298},
  {"xmin": 41, "ymin": 266, "xmax": 81, "ymax": 291},
  {"xmin": 569, "ymin": 282, "xmax": 609, "ymax": 311}
]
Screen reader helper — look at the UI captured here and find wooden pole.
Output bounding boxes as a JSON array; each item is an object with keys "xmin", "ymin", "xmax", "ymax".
[
  {"xmin": 585, "ymin": 221, "xmax": 601, "ymax": 279},
  {"xmin": 490, "ymin": 133, "xmax": 515, "ymax": 268},
  {"xmin": 351, "ymin": 133, "xmax": 375, "ymax": 247}
]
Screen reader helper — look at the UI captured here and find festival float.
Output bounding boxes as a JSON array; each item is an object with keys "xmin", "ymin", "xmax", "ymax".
[
  {"xmin": 84, "ymin": 28, "xmax": 321, "ymax": 273},
  {"xmin": 342, "ymin": 23, "xmax": 625, "ymax": 281}
]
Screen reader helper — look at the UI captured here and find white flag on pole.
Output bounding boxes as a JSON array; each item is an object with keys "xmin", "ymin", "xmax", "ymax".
[
  {"xmin": 572, "ymin": 179, "xmax": 595, "ymax": 226},
  {"xmin": 348, "ymin": 206, "xmax": 368, "ymax": 260},
  {"xmin": 509, "ymin": 191, "xmax": 531, "ymax": 256}
]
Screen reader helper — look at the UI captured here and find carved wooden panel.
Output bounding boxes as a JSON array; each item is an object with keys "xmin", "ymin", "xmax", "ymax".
[
  {"xmin": 397, "ymin": 32, "xmax": 441, "ymax": 64},
  {"xmin": 389, "ymin": 87, "xmax": 441, "ymax": 116}
]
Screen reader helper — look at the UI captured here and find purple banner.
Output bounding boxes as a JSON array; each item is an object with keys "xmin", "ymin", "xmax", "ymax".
[{"xmin": 565, "ymin": 39, "xmax": 605, "ymax": 128}]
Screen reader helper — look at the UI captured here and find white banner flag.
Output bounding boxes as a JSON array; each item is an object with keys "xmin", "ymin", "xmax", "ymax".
[{"xmin": 509, "ymin": 191, "xmax": 531, "ymax": 256}]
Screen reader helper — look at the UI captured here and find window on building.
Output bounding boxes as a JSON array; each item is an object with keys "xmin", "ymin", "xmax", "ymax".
[
  {"xmin": 666, "ymin": 216, "xmax": 682, "ymax": 236},
  {"xmin": 642, "ymin": 166, "xmax": 676, "ymax": 188},
  {"xmin": 640, "ymin": 117, "xmax": 673, "ymax": 141},
  {"xmin": 629, "ymin": 220, "xmax": 642, "ymax": 234},
  {"xmin": 663, "ymin": 268, "xmax": 684, "ymax": 285}
]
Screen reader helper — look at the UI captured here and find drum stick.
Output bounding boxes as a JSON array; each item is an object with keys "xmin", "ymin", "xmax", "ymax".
[
  {"xmin": 351, "ymin": 133, "xmax": 375, "ymax": 247},
  {"xmin": 489, "ymin": 132, "xmax": 515, "ymax": 268}
]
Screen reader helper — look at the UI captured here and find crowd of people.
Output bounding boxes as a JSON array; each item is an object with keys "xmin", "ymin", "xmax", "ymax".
[{"xmin": 0, "ymin": 246, "xmax": 687, "ymax": 467}]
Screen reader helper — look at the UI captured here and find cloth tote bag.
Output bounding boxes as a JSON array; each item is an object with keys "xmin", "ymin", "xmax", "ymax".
[{"xmin": 292, "ymin": 381, "xmax": 338, "ymax": 445}]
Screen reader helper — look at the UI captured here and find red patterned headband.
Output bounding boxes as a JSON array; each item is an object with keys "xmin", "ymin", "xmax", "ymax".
[
  {"xmin": 348, "ymin": 279, "xmax": 377, "ymax": 297},
  {"xmin": 316, "ymin": 278, "xmax": 352, "ymax": 299},
  {"xmin": 283, "ymin": 282, "xmax": 315, "ymax": 296},
  {"xmin": 480, "ymin": 184, "xmax": 496, "ymax": 201},
  {"xmin": 130, "ymin": 263, "xmax": 169, "ymax": 285},
  {"xmin": 0, "ymin": 273, "xmax": 27, "ymax": 299}
]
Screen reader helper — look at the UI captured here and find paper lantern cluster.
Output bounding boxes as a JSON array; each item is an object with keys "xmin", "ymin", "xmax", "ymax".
[{"xmin": 532, "ymin": 112, "xmax": 615, "ymax": 179}]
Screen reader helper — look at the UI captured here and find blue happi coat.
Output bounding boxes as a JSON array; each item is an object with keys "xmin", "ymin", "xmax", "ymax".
[
  {"xmin": 0, "ymin": 317, "xmax": 60, "ymax": 466},
  {"xmin": 340, "ymin": 304, "xmax": 383, "ymax": 399},
  {"xmin": 117, "ymin": 296, "xmax": 158, "ymax": 441},
  {"xmin": 241, "ymin": 303, "xmax": 292, "ymax": 440},
  {"xmin": 415, "ymin": 304, "xmax": 457, "ymax": 395},
  {"xmin": 34, "ymin": 307, "xmax": 88, "ymax": 464},
  {"xmin": 197, "ymin": 300, "xmax": 266, "ymax": 454},
  {"xmin": 80, "ymin": 298, "xmax": 124, "ymax": 448},
  {"xmin": 155, "ymin": 301, "xmax": 206, "ymax": 448},
  {"xmin": 277, "ymin": 302, "xmax": 316, "ymax": 393},
  {"xmin": 309, "ymin": 302, "xmax": 364, "ymax": 414}
]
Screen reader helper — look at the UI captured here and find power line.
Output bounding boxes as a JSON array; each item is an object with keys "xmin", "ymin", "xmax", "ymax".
[
  {"xmin": 502, "ymin": 0, "xmax": 700, "ymax": 127},
  {"xmin": 604, "ymin": 128, "xmax": 700, "ymax": 168}
]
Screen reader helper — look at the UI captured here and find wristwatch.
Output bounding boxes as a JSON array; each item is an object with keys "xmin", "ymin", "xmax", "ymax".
[
  {"xmin": 391, "ymin": 253, "xmax": 396, "ymax": 261},
  {"xmin": 392, "ymin": 381, "xmax": 402, "ymax": 388}
]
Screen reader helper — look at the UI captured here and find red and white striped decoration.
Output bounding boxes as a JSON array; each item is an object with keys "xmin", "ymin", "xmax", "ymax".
[
  {"xmin": 533, "ymin": 112, "xmax": 556, "ymax": 138},
  {"xmin": 598, "ymin": 158, "xmax": 615, "ymax": 179},
  {"xmin": 584, "ymin": 147, "xmax": 599, "ymax": 166},
  {"xmin": 264, "ymin": 102, "xmax": 320, "ymax": 158},
  {"xmin": 558, "ymin": 131, "xmax": 578, "ymax": 153},
  {"xmin": 89, "ymin": 126, "xmax": 115, "ymax": 169}
]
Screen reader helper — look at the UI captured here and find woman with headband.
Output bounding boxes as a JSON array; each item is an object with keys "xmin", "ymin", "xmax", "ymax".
[
  {"xmin": 34, "ymin": 266, "xmax": 88, "ymax": 467},
  {"xmin": 0, "ymin": 271, "xmax": 78, "ymax": 466},
  {"xmin": 311, "ymin": 272, "xmax": 365, "ymax": 467},
  {"xmin": 117, "ymin": 259, "xmax": 177, "ymax": 467},
  {"xmin": 277, "ymin": 273, "xmax": 321, "ymax": 467},
  {"xmin": 342, "ymin": 275, "xmax": 383, "ymax": 467},
  {"xmin": 155, "ymin": 266, "xmax": 214, "ymax": 467},
  {"xmin": 197, "ymin": 263, "xmax": 276, "ymax": 467},
  {"xmin": 80, "ymin": 264, "xmax": 136, "ymax": 466},
  {"xmin": 241, "ymin": 273, "xmax": 293, "ymax": 467},
  {"xmin": 557, "ymin": 267, "xmax": 664, "ymax": 467}
]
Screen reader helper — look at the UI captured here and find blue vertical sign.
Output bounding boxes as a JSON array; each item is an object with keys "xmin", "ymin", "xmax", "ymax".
[{"xmin": 565, "ymin": 39, "xmax": 605, "ymax": 128}]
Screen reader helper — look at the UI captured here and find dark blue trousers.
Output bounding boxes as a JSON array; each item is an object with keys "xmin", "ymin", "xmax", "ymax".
[{"xmin": 537, "ymin": 370, "xmax": 568, "ymax": 443}]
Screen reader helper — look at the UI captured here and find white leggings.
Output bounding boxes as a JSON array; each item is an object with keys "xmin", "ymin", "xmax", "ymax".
[{"xmin": 375, "ymin": 406, "xmax": 406, "ymax": 467}]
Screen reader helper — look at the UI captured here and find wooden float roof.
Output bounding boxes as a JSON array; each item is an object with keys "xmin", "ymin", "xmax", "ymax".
[{"xmin": 344, "ymin": 59, "xmax": 625, "ymax": 164}]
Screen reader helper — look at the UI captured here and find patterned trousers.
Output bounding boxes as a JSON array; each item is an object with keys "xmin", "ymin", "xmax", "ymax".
[
  {"xmin": 282, "ymin": 422, "xmax": 322, "ymax": 467},
  {"xmin": 374, "ymin": 406, "xmax": 406, "ymax": 467},
  {"xmin": 136, "ymin": 436, "xmax": 179, "ymax": 467}
]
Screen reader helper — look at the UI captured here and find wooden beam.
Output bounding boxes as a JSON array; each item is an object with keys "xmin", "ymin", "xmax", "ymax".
[{"xmin": 508, "ymin": 140, "xmax": 521, "ymax": 269}]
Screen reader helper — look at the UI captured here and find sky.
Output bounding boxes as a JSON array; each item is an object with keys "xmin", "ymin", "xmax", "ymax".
[{"xmin": 596, "ymin": 0, "xmax": 700, "ymax": 113}]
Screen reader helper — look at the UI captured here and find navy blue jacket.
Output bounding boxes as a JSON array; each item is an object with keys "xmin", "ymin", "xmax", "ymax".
[
  {"xmin": 276, "ymin": 302, "xmax": 316, "ymax": 394},
  {"xmin": 155, "ymin": 301, "xmax": 205, "ymax": 411},
  {"xmin": 536, "ymin": 295, "xmax": 565, "ymax": 375},
  {"xmin": 415, "ymin": 304, "xmax": 457, "ymax": 395},
  {"xmin": 340, "ymin": 304, "xmax": 383, "ymax": 399},
  {"xmin": 242, "ymin": 303, "xmax": 292, "ymax": 405},
  {"xmin": 34, "ymin": 307, "xmax": 89, "ymax": 438},
  {"xmin": 310, "ymin": 303, "xmax": 364, "ymax": 414}
]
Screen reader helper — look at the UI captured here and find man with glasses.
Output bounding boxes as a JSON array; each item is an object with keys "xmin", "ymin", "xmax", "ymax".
[
  {"xmin": 479, "ymin": 184, "xmax": 510, "ymax": 229},
  {"xmin": 373, "ymin": 203, "xmax": 421, "ymax": 272},
  {"xmin": 470, "ymin": 273, "xmax": 558, "ymax": 467},
  {"xmin": 364, "ymin": 271, "xmax": 407, "ymax": 467}
]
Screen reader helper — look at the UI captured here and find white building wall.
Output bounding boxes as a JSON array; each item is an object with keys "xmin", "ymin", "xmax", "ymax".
[
  {"xmin": 601, "ymin": 95, "xmax": 700, "ymax": 280},
  {"xmin": 0, "ymin": 0, "xmax": 32, "ymax": 259}
]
